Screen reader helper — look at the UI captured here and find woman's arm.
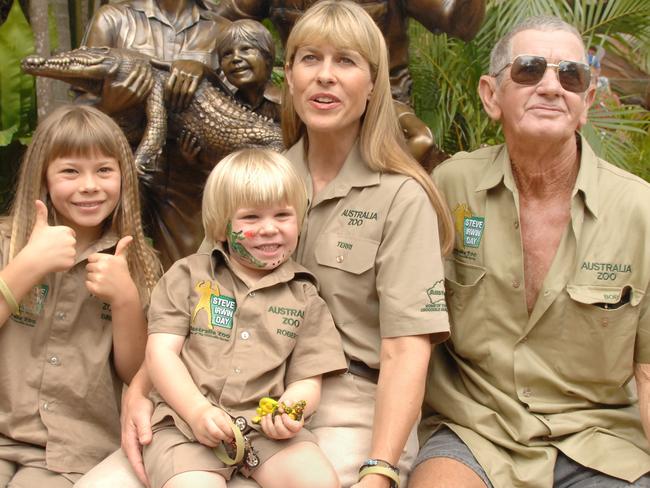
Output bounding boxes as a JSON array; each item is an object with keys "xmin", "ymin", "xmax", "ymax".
[{"xmin": 355, "ymin": 334, "xmax": 431, "ymax": 488}]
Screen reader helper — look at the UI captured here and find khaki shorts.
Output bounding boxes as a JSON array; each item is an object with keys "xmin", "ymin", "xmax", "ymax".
[
  {"xmin": 0, "ymin": 441, "xmax": 81, "ymax": 488},
  {"xmin": 143, "ymin": 420, "xmax": 316, "ymax": 488}
]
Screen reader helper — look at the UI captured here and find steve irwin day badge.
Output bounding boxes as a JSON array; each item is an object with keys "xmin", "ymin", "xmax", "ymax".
[{"xmin": 453, "ymin": 204, "xmax": 485, "ymax": 249}]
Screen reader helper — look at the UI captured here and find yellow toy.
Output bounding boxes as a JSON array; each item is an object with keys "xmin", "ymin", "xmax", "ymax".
[{"xmin": 251, "ymin": 397, "xmax": 306, "ymax": 424}]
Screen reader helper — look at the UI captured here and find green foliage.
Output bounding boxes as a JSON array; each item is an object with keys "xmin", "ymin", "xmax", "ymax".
[
  {"xmin": 409, "ymin": 0, "xmax": 650, "ymax": 179},
  {"xmin": 0, "ymin": 0, "xmax": 35, "ymax": 146}
]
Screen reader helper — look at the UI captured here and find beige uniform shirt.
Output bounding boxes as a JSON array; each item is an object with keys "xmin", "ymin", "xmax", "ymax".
[
  {"xmin": 148, "ymin": 242, "xmax": 347, "ymax": 437},
  {"xmin": 83, "ymin": 0, "xmax": 222, "ymax": 68},
  {"xmin": 421, "ymin": 138, "xmax": 650, "ymax": 487},
  {"xmin": 0, "ymin": 227, "xmax": 121, "ymax": 474},
  {"xmin": 284, "ymin": 140, "xmax": 450, "ymax": 369}
]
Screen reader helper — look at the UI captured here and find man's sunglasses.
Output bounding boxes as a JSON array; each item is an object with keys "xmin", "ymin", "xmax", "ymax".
[{"xmin": 492, "ymin": 55, "xmax": 591, "ymax": 93}]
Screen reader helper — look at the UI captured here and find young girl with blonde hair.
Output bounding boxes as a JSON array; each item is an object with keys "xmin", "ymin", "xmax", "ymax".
[{"xmin": 0, "ymin": 104, "xmax": 159, "ymax": 487}]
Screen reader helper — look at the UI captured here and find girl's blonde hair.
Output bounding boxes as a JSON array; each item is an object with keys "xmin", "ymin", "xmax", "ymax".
[
  {"xmin": 202, "ymin": 148, "xmax": 307, "ymax": 242},
  {"xmin": 282, "ymin": 0, "xmax": 454, "ymax": 254},
  {"xmin": 9, "ymin": 104, "xmax": 160, "ymax": 301}
]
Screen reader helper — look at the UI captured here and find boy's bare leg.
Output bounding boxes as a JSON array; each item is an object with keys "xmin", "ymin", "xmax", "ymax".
[
  {"xmin": 163, "ymin": 471, "xmax": 227, "ymax": 488},
  {"xmin": 251, "ymin": 442, "xmax": 340, "ymax": 488}
]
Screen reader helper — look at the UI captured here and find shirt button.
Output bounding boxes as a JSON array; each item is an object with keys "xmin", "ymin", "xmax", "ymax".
[
  {"xmin": 602, "ymin": 318, "xmax": 609, "ymax": 327},
  {"xmin": 336, "ymin": 255, "xmax": 344, "ymax": 263},
  {"xmin": 543, "ymin": 290, "xmax": 551, "ymax": 297},
  {"xmin": 234, "ymin": 367, "xmax": 241, "ymax": 374},
  {"xmin": 55, "ymin": 311, "xmax": 66, "ymax": 321},
  {"xmin": 512, "ymin": 280, "xmax": 521, "ymax": 289},
  {"xmin": 240, "ymin": 331, "xmax": 250, "ymax": 340},
  {"xmin": 42, "ymin": 401, "xmax": 51, "ymax": 411},
  {"xmin": 248, "ymin": 292, "xmax": 256, "ymax": 298},
  {"xmin": 48, "ymin": 355, "xmax": 61, "ymax": 366},
  {"xmin": 521, "ymin": 336, "xmax": 528, "ymax": 343},
  {"xmin": 522, "ymin": 387, "xmax": 532, "ymax": 398},
  {"xmin": 514, "ymin": 221, "xmax": 520, "ymax": 229}
]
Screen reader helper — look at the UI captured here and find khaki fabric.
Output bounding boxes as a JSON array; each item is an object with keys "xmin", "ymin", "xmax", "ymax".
[
  {"xmin": 421, "ymin": 137, "xmax": 650, "ymax": 488},
  {"xmin": 0, "ymin": 227, "xmax": 122, "ymax": 475},
  {"xmin": 83, "ymin": 0, "xmax": 222, "ymax": 67},
  {"xmin": 147, "ymin": 241, "xmax": 347, "ymax": 437},
  {"xmin": 284, "ymin": 140, "xmax": 449, "ymax": 369}
]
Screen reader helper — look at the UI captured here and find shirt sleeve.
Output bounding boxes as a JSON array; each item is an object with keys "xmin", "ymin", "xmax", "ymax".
[
  {"xmin": 375, "ymin": 178, "xmax": 450, "ymax": 341},
  {"xmin": 148, "ymin": 259, "xmax": 192, "ymax": 337},
  {"xmin": 284, "ymin": 282, "xmax": 348, "ymax": 384},
  {"xmin": 635, "ymin": 283, "xmax": 650, "ymax": 363}
]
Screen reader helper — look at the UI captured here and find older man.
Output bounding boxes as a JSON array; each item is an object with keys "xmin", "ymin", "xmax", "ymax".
[{"xmin": 411, "ymin": 16, "xmax": 650, "ymax": 488}]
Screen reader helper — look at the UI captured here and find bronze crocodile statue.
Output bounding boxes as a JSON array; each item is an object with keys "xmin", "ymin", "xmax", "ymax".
[{"xmin": 21, "ymin": 46, "xmax": 284, "ymax": 173}]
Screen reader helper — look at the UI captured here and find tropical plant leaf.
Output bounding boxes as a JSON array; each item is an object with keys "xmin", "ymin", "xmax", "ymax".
[
  {"xmin": 0, "ymin": 0, "xmax": 35, "ymax": 146},
  {"xmin": 0, "ymin": 124, "xmax": 18, "ymax": 146}
]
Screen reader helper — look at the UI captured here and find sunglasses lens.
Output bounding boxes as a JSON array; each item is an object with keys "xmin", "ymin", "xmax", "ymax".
[
  {"xmin": 510, "ymin": 56, "xmax": 546, "ymax": 85},
  {"xmin": 558, "ymin": 61, "xmax": 591, "ymax": 92}
]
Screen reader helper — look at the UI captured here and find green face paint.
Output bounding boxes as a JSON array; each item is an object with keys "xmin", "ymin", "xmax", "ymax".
[{"xmin": 227, "ymin": 221, "xmax": 266, "ymax": 268}]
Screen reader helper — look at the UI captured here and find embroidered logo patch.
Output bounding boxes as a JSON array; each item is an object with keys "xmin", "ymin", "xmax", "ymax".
[
  {"xmin": 192, "ymin": 280, "xmax": 236, "ymax": 329},
  {"xmin": 11, "ymin": 284, "xmax": 49, "ymax": 327},
  {"xmin": 453, "ymin": 203, "xmax": 486, "ymax": 248},
  {"xmin": 463, "ymin": 216, "xmax": 485, "ymax": 248},
  {"xmin": 420, "ymin": 280, "xmax": 447, "ymax": 312},
  {"xmin": 20, "ymin": 284, "xmax": 49, "ymax": 315}
]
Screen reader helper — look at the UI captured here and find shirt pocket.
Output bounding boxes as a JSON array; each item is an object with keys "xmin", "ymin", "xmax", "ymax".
[
  {"xmin": 558, "ymin": 284, "xmax": 640, "ymax": 386},
  {"xmin": 444, "ymin": 259, "xmax": 489, "ymax": 361},
  {"xmin": 314, "ymin": 234, "xmax": 379, "ymax": 275}
]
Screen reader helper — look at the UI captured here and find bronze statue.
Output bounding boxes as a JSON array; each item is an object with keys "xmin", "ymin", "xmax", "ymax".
[
  {"xmin": 22, "ymin": 47, "xmax": 283, "ymax": 169},
  {"xmin": 217, "ymin": 19, "xmax": 282, "ymax": 122},
  {"xmin": 213, "ymin": 0, "xmax": 486, "ymax": 168},
  {"xmin": 81, "ymin": 0, "xmax": 232, "ymax": 269}
]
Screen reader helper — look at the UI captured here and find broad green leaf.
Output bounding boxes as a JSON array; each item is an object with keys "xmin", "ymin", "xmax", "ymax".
[
  {"xmin": 0, "ymin": 0, "xmax": 36, "ymax": 146},
  {"xmin": 0, "ymin": 125, "xmax": 18, "ymax": 146}
]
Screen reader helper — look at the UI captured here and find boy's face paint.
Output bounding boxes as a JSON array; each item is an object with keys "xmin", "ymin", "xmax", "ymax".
[
  {"xmin": 227, "ymin": 204, "xmax": 299, "ymax": 275},
  {"xmin": 46, "ymin": 151, "xmax": 121, "ymax": 240}
]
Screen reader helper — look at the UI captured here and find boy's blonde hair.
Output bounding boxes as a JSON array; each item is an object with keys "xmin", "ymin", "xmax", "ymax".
[
  {"xmin": 282, "ymin": 0, "xmax": 454, "ymax": 255},
  {"xmin": 9, "ymin": 104, "xmax": 160, "ymax": 301},
  {"xmin": 202, "ymin": 148, "xmax": 307, "ymax": 242}
]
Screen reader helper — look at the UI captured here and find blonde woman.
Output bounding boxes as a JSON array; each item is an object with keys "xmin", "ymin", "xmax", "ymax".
[{"xmin": 275, "ymin": 2, "xmax": 453, "ymax": 487}]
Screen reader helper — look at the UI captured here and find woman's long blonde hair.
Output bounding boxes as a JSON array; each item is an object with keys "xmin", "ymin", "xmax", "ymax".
[
  {"xmin": 282, "ymin": 0, "xmax": 454, "ymax": 254},
  {"xmin": 9, "ymin": 105, "xmax": 160, "ymax": 301}
]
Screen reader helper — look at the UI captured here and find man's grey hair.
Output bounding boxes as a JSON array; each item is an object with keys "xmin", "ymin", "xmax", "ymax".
[{"xmin": 489, "ymin": 16, "xmax": 587, "ymax": 76}]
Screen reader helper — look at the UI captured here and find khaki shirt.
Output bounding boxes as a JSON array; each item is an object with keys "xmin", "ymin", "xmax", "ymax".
[
  {"xmin": 0, "ymin": 227, "xmax": 122, "ymax": 474},
  {"xmin": 83, "ymin": 0, "xmax": 223, "ymax": 68},
  {"xmin": 148, "ymin": 242, "xmax": 347, "ymax": 437},
  {"xmin": 284, "ymin": 140, "xmax": 449, "ymax": 369},
  {"xmin": 421, "ymin": 138, "xmax": 650, "ymax": 487}
]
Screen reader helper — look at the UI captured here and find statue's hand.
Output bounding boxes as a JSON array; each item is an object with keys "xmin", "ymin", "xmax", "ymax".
[
  {"xmin": 166, "ymin": 59, "xmax": 206, "ymax": 112},
  {"xmin": 178, "ymin": 129, "xmax": 201, "ymax": 163},
  {"xmin": 99, "ymin": 61, "xmax": 153, "ymax": 114}
]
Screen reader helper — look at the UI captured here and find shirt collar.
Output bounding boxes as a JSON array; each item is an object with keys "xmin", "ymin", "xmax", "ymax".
[
  {"xmin": 130, "ymin": 0, "xmax": 203, "ymax": 30},
  {"xmin": 473, "ymin": 135, "xmax": 599, "ymax": 218},
  {"xmin": 208, "ymin": 240, "xmax": 317, "ymax": 289},
  {"xmin": 75, "ymin": 229, "xmax": 120, "ymax": 264},
  {"xmin": 285, "ymin": 138, "xmax": 380, "ymax": 204}
]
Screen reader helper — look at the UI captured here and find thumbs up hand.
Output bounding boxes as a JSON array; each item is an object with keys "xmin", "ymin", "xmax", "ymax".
[
  {"xmin": 25, "ymin": 200, "xmax": 77, "ymax": 276},
  {"xmin": 86, "ymin": 235, "xmax": 137, "ymax": 304}
]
